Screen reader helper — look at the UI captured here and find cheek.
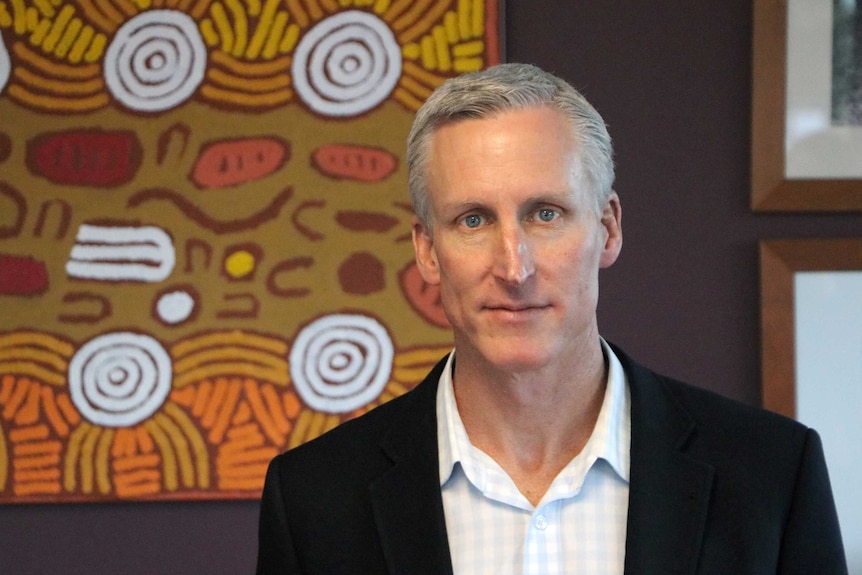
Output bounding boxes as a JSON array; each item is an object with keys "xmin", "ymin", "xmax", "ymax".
[
  {"xmin": 437, "ymin": 262, "xmax": 468, "ymax": 296},
  {"xmin": 435, "ymin": 254, "xmax": 480, "ymax": 307},
  {"xmin": 435, "ymin": 242, "xmax": 478, "ymax": 284},
  {"xmin": 552, "ymin": 245, "xmax": 601, "ymax": 291},
  {"xmin": 434, "ymin": 270, "xmax": 469, "ymax": 327}
]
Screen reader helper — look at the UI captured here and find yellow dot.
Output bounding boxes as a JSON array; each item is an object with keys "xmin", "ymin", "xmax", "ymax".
[{"xmin": 225, "ymin": 250, "xmax": 256, "ymax": 278}]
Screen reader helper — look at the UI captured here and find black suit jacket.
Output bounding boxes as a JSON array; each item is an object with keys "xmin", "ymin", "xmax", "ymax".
[{"xmin": 256, "ymin": 345, "xmax": 847, "ymax": 574}]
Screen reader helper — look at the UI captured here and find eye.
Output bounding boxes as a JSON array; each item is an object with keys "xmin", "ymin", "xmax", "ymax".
[
  {"xmin": 535, "ymin": 208, "xmax": 559, "ymax": 222},
  {"xmin": 462, "ymin": 214, "xmax": 485, "ymax": 228}
]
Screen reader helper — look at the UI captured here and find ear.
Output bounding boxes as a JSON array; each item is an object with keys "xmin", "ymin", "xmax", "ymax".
[
  {"xmin": 599, "ymin": 192, "xmax": 622, "ymax": 269},
  {"xmin": 412, "ymin": 216, "xmax": 441, "ymax": 285}
]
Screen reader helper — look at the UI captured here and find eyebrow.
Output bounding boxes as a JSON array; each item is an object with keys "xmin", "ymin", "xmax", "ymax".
[{"xmin": 446, "ymin": 191, "xmax": 571, "ymax": 209}]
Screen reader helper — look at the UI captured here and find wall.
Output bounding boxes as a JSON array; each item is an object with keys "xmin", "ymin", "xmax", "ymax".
[{"xmin": 3, "ymin": 2, "xmax": 861, "ymax": 573}]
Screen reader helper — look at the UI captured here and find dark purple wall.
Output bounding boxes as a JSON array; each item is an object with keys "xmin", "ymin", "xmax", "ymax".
[
  {"xmin": 3, "ymin": 2, "xmax": 862, "ymax": 573},
  {"xmin": 525, "ymin": 1, "xmax": 862, "ymax": 405}
]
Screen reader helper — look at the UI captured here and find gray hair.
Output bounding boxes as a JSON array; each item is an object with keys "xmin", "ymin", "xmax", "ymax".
[{"xmin": 406, "ymin": 63, "xmax": 615, "ymax": 227}]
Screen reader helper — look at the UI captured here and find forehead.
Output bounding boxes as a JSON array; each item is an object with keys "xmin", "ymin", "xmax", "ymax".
[
  {"xmin": 431, "ymin": 105, "xmax": 575, "ymax": 146},
  {"xmin": 426, "ymin": 106, "xmax": 584, "ymax": 192}
]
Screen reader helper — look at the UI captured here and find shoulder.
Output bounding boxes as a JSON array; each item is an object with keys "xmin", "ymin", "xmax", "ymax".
[
  {"xmin": 607, "ymin": 346, "xmax": 846, "ymax": 571},
  {"xmin": 662, "ymin": 373, "xmax": 810, "ymax": 448},
  {"xmin": 614, "ymin": 342, "xmax": 832, "ymax": 527},
  {"xmin": 611, "ymin": 341, "xmax": 812, "ymax": 459}
]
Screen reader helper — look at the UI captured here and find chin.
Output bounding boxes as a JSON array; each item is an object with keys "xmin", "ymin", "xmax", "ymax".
[{"xmin": 476, "ymin": 338, "xmax": 557, "ymax": 372}]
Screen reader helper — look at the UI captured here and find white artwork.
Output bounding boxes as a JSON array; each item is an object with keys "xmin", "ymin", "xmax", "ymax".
[
  {"xmin": 66, "ymin": 224, "xmax": 176, "ymax": 282},
  {"xmin": 155, "ymin": 290, "xmax": 196, "ymax": 324},
  {"xmin": 0, "ymin": 30, "xmax": 9, "ymax": 94},
  {"xmin": 795, "ymin": 271, "xmax": 862, "ymax": 573},
  {"xmin": 68, "ymin": 331, "xmax": 173, "ymax": 427},
  {"xmin": 289, "ymin": 313, "xmax": 394, "ymax": 413},
  {"xmin": 785, "ymin": 0, "xmax": 862, "ymax": 178},
  {"xmin": 103, "ymin": 10, "xmax": 207, "ymax": 112},
  {"xmin": 291, "ymin": 10, "xmax": 402, "ymax": 117}
]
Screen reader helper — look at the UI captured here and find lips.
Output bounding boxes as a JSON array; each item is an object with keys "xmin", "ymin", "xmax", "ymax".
[
  {"xmin": 483, "ymin": 302, "xmax": 549, "ymax": 314},
  {"xmin": 479, "ymin": 305, "xmax": 550, "ymax": 330}
]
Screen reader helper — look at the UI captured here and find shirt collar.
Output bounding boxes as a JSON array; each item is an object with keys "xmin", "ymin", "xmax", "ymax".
[{"xmin": 437, "ymin": 338, "xmax": 631, "ymax": 496}]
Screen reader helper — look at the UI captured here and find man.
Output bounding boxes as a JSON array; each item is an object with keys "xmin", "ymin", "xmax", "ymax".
[{"xmin": 256, "ymin": 63, "xmax": 847, "ymax": 574}]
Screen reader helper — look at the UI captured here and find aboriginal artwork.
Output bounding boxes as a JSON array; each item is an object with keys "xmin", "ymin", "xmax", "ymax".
[{"xmin": 0, "ymin": 0, "xmax": 500, "ymax": 502}]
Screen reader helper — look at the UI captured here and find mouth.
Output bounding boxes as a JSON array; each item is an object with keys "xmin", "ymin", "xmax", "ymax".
[
  {"xmin": 480, "ymin": 305, "xmax": 550, "ymax": 328},
  {"xmin": 483, "ymin": 303, "xmax": 550, "ymax": 314}
]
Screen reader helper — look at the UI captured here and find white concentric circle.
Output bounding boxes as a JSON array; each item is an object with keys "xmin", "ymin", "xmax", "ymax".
[
  {"xmin": 291, "ymin": 10, "xmax": 402, "ymax": 117},
  {"xmin": 289, "ymin": 314, "xmax": 393, "ymax": 413},
  {"xmin": 0, "ymin": 31, "xmax": 10, "ymax": 94},
  {"xmin": 68, "ymin": 332, "xmax": 172, "ymax": 427},
  {"xmin": 104, "ymin": 10, "xmax": 206, "ymax": 112}
]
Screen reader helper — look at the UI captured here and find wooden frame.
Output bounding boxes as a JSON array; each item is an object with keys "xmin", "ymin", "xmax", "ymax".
[
  {"xmin": 760, "ymin": 238, "xmax": 862, "ymax": 569},
  {"xmin": 752, "ymin": 0, "xmax": 862, "ymax": 211},
  {"xmin": 759, "ymin": 238, "xmax": 862, "ymax": 417}
]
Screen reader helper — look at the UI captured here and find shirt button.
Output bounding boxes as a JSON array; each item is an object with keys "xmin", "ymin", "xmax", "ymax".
[{"xmin": 534, "ymin": 515, "xmax": 548, "ymax": 530}]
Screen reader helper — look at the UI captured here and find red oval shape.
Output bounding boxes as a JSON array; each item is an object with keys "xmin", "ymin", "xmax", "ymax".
[
  {"xmin": 335, "ymin": 210, "xmax": 399, "ymax": 232},
  {"xmin": 312, "ymin": 143, "xmax": 398, "ymax": 182},
  {"xmin": 191, "ymin": 137, "xmax": 290, "ymax": 189},
  {"xmin": 0, "ymin": 254, "xmax": 49, "ymax": 295},
  {"xmin": 26, "ymin": 129, "xmax": 142, "ymax": 187}
]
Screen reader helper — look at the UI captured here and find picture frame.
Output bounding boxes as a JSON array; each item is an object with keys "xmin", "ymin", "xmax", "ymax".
[
  {"xmin": 0, "ymin": 1, "xmax": 503, "ymax": 504},
  {"xmin": 752, "ymin": 0, "xmax": 862, "ymax": 211},
  {"xmin": 759, "ymin": 238, "xmax": 862, "ymax": 570},
  {"xmin": 760, "ymin": 238, "xmax": 862, "ymax": 416}
]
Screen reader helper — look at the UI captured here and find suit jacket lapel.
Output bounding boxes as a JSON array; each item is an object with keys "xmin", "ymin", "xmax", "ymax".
[
  {"xmin": 369, "ymin": 358, "xmax": 454, "ymax": 575},
  {"xmin": 362, "ymin": 347, "xmax": 716, "ymax": 575},
  {"xmin": 615, "ymin": 346, "xmax": 715, "ymax": 575}
]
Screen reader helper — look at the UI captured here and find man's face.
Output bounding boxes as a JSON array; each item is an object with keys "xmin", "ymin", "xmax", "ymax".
[{"xmin": 412, "ymin": 106, "xmax": 622, "ymax": 374}]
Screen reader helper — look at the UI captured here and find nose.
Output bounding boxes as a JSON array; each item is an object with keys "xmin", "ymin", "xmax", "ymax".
[{"xmin": 493, "ymin": 223, "xmax": 535, "ymax": 285}]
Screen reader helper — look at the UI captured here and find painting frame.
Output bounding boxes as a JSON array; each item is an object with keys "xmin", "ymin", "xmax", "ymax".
[
  {"xmin": 751, "ymin": 0, "xmax": 862, "ymax": 211},
  {"xmin": 0, "ymin": 1, "xmax": 505, "ymax": 504},
  {"xmin": 759, "ymin": 238, "xmax": 862, "ymax": 570},
  {"xmin": 759, "ymin": 238, "xmax": 862, "ymax": 417}
]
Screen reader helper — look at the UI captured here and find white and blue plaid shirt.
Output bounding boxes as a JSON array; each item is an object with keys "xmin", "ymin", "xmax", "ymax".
[{"xmin": 437, "ymin": 338, "xmax": 631, "ymax": 575}]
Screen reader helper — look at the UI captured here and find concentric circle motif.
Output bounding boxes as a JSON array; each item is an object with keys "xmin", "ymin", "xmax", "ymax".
[
  {"xmin": 103, "ymin": 10, "xmax": 206, "ymax": 112},
  {"xmin": 0, "ymin": 31, "xmax": 10, "ymax": 94},
  {"xmin": 68, "ymin": 332, "xmax": 172, "ymax": 427},
  {"xmin": 291, "ymin": 10, "xmax": 402, "ymax": 117},
  {"xmin": 289, "ymin": 314, "xmax": 394, "ymax": 413}
]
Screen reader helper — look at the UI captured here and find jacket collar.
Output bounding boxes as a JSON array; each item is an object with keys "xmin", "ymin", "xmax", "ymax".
[
  {"xmin": 370, "ymin": 356, "xmax": 454, "ymax": 575},
  {"xmin": 613, "ymin": 343, "xmax": 715, "ymax": 575},
  {"xmin": 367, "ymin": 346, "xmax": 716, "ymax": 575}
]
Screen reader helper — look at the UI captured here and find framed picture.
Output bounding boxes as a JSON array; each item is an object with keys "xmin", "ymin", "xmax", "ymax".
[
  {"xmin": 752, "ymin": 0, "xmax": 862, "ymax": 211},
  {"xmin": 759, "ymin": 239, "xmax": 862, "ymax": 570},
  {"xmin": 0, "ymin": 1, "xmax": 502, "ymax": 504}
]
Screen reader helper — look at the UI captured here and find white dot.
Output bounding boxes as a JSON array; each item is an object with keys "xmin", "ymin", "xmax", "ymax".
[
  {"xmin": 156, "ymin": 290, "xmax": 195, "ymax": 324},
  {"xmin": 148, "ymin": 53, "xmax": 166, "ymax": 70}
]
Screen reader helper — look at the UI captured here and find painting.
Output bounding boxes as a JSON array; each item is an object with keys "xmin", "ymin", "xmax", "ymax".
[
  {"xmin": 752, "ymin": 0, "xmax": 862, "ymax": 211},
  {"xmin": 759, "ymin": 239, "xmax": 862, "ymax": 571},
  {"xmin": 0, "ymin": 0, "xmax": 501, "ymax": 502}
]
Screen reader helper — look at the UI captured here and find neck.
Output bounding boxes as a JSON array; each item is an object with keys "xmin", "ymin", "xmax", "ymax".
[{"xmin": 451, "ymin": 338, "xmax": 608, "ymax": 505}]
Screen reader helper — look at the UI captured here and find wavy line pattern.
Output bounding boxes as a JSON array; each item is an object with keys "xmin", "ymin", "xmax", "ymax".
[
  {"xmin": 0, "ymin": 0, "xmax": 496, "ymax": 113},
  {"xmin": 0, "ymin": 0, "xmax": 496, "ymax": 503},
  {"xmin": 0, "ymin": 328, "xmax": 450, "ymax": 501}
]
